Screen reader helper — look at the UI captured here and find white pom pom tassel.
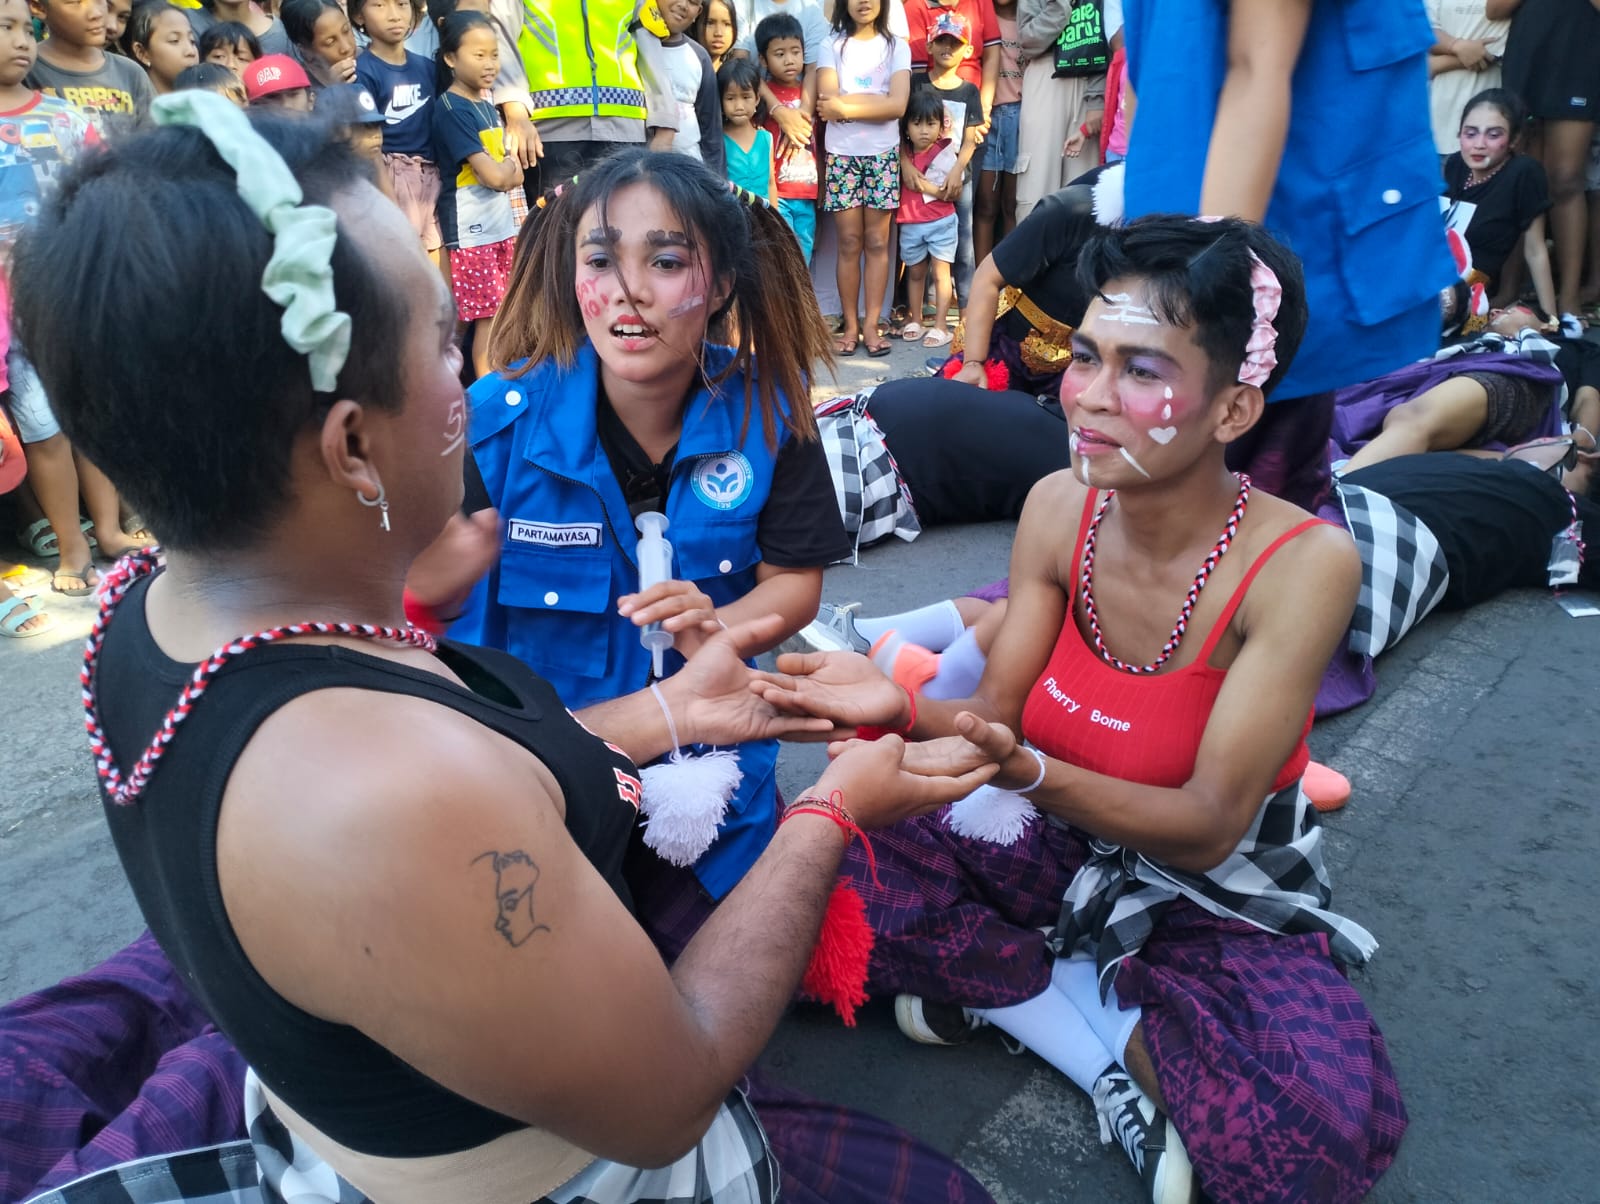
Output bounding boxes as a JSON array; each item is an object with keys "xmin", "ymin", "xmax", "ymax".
[
  {"xmin": 945, "ymin": 783, "xmax": 1040, "ymax": 846},
  {"xmin": 640, "ymin": 748, "xmax": 744, "ymax": 865}
]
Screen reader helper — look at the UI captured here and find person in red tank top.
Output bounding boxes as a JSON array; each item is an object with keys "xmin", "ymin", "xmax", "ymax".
[{"xmin": 764, "ymin": 215, "xmax": 1405, "ymax": 1204}]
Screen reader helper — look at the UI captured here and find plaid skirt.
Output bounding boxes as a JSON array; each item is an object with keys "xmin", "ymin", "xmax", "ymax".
[{"xmin": 843, "ymin": 814, "xmax": 1407, "ymax": 1204}]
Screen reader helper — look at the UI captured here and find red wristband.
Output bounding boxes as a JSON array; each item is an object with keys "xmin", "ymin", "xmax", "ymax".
[
  {"xmin": 781, "ymin": 790, "xmax": 879, "ymax": 884},
  {"xmin": 856, "ymin": 686, "xmax": 916, "ymax": 742},
  {"xmin": 1079, "ymin": 122, "xmax": 1092, "ymax": 139},
  {"xmin": 402, "ymin": 589, "xmax": 459, "ymax": 636}
]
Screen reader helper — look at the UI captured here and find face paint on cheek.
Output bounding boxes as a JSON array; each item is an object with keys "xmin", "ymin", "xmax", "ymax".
[
  {"xmin": 440, "ymin": 395, "xmax": 466, "ymax": 457},
  {"xmin": 667, "ymin": 292, "xmax": 706, "ymax": 318},
  {"xmin": 1118, "ymin": 447, "xmax": 1151, "ymax": 478},
  {"xmin": 576, "ymin": 276, "xmax": 608, "ymax": 321},
  {"xmin": 1069, "ymin": 430, "xmax": 1092, "ymax": 486}
]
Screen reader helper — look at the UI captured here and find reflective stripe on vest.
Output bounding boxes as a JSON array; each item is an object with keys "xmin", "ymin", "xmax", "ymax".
[{"xmin": 517, "ymin": 0, "xmax": 646, "ymax": 121}]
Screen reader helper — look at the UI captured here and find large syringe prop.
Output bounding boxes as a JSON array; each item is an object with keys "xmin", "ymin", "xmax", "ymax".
[{"xmin": 635, "ymin": 511, "xmax": 673, "ymax": 679}]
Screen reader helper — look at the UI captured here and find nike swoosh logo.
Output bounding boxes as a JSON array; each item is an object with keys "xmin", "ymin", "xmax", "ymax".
[{"xmin": 382, "ymin": 96, "xmax": 429, "ymax": 123}]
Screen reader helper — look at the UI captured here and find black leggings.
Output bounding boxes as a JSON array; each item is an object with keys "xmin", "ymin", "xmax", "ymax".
[{"xmin": 868, "ymin": 378, "xmax": 1070, "ymax": 527}]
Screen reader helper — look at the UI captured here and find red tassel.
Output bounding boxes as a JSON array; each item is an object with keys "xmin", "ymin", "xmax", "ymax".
[
  {"xmin": 801, "ymin": 880, "xmax": 875, "ymax": 1027},
  {"xmin": 938, "ymin": 355, "xmax": 1012, "ymax": 392}
]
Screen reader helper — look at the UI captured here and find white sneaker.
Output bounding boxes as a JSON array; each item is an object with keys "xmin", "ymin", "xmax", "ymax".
[
  {"xmin": 777, "ymin": 601, "xmax": 870, "ymax": 656},
  {"xmin": 1092, "ymin": 1068, "xmax": 1198, "ymax": 1204},
  {"xmin": 893, "ymin": 994, "xmax": 986, "ymax": 1045}
]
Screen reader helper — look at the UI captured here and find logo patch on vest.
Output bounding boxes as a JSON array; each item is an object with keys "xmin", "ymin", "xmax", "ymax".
[
  {"xmin": 508, "ymin": 520, "xmax": 603, "ymax": 547},
  {"xmin": 689, "ymin": 452, "xmax": 754, "ymax": 510}
]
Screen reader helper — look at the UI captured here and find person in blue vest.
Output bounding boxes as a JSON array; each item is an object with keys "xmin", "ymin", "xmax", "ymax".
[
  {"xmin": 1119, "ymin": 0, "xmax": 1457, "ymax": 514},
  {"xmin": 452, "ymin": 150, "xmax": 848, "ymax": 947}
]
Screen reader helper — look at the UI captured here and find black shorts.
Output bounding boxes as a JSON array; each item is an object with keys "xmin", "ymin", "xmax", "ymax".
[{"xmin": 1502, "ymin": 0, "xmax": 1600, "ymax": 121}]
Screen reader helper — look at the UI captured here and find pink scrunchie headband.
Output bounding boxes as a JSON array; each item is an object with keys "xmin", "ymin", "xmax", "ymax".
[{"xmin": 1192, "ymin": 216, "xmax": 1283, "ymax": 389}]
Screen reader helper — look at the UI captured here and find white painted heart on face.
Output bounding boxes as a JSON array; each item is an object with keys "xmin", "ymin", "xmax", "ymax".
[{"xmin": 1148, "ymin": 425, "xmax": 1178, "ymax": 445}]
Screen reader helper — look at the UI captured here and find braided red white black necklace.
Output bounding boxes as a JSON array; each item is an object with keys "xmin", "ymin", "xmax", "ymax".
[
  {"xmin": 1079, "ymin": 474, "xmax": 1251, "ymax": 674},
  {"xmin": 82, "ymin": 548, "xmax": 439, "ymax": 807}
]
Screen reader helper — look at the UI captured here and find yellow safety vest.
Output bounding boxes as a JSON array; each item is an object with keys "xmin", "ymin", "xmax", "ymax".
[{"xmin": 517, "ymin": 0, "xmax": 647, "ymax": 122}]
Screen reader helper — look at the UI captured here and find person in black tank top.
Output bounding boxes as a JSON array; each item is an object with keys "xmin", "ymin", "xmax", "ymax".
[{"xmin": 9, "ymin": 103, "xmax": 1000, "ymax": 1198}]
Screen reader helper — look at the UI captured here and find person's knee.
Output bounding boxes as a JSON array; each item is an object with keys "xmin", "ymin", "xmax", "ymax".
[
  {"xmin": 25, "ymin": 431, "xmax": 72, "ymax": 461},
  {"xmin": 837, "ymin": 227, "xmax": 864, "ymax": 256},
  {"xmin": 1547, "ymin": 163, "xmax": 1587, "ymax": 203},
  {"xmin": 864, "ymin": 225, "xmax": 891, "ymax": 255}
]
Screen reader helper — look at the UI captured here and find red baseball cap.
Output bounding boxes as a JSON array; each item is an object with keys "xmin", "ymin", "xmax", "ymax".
[{"xmin": 243, "ymin": 55, "xmax": 312, "ymax": 102}]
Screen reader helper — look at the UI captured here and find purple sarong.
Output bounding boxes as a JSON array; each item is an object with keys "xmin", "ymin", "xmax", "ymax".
[
  {"xmin": 1330, "ymin": 351, "xmax": 1563, "ymax": 460},
  {"xmin": 2, "ymin": 932, "xmax": 993, "ymax": 1204},
  {"xmin": 843, "ymin": 814, "xmax": 1406, "ymax": 1204}
]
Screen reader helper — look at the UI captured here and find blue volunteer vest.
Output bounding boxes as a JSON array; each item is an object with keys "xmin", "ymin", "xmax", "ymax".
[
  {"xmin": 454, "ymin": 341, "xmax": 786, "ymax": 900},
  {"xmin": 1121, "ymin": 0, "xmax": 1456, "ymax": 400}
]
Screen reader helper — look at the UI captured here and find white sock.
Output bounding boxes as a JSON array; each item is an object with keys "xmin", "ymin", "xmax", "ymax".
[
  {"xmin": 975, "ymin": 987, "xmax": 1114, "ymax": 1095},
  {"xmin": 1052, "ymin": 955, "xmax": 1141, "ymax": 1067},
  {"xmin": 855, "ymin": 599, "xmax": 965, "ymax": 650},
  {"xmin": 924, "ymin": 626, "xmax": 988, "ymax": 700}
]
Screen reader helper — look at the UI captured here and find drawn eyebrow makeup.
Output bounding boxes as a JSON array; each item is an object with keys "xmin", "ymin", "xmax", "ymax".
[
  {"xmin": 645, "ymin": 228, "xmax": 692, "ymax": 248},
  {"xmin": 580, "ymin": 225, "xmax": 621, "ymax": 246}
]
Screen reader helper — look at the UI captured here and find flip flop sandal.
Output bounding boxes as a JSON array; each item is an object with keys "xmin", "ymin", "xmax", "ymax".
[
  {"xmin": 901, "ymin": 322, "xmax": 926, "ymax": 341},
  {"xmin": 1, "ymin": 564, "xmax": 51, "ymax": 593},
  {"xmin": 122, "ymin": 513, "xmax": 153, "ymax": 540},
  {"xmin": 1, "ymin": 595, "xmax": 56, "ymax": 637},
  {"xmin": 16, "ymin": 518, "xmax": 97, "ymax": 558},
  {"xmin": 835, "ymin": 335, "xmax": 860, "ymax": 356},
  {"xmin": 922, "ymin": 328, "xmax": 954, "ymax": 348},
  {"xmin": 865, "ymin": 337, "xmax": 893, "ymax": 357},
  {"xmin": 52, "ymin": 561, "xmax": 100, "ymax": 598}
]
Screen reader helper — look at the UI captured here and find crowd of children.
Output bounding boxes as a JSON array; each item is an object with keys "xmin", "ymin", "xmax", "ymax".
[{"xmin": 5, "ymin": 0, "xmax": 1599, "ymax": 640}]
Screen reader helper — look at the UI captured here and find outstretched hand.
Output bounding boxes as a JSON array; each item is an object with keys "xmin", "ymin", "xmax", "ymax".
[
  {"xmin": 755, "ymin": 650, "xmax": 910, "ymax": 737},
  {"xmin": 670, "ymin": 615, "xmax": 834, "ymax": 746},
  {"xmin": 811, "ymin": 734, "xmax": 999, "ymax": 829}
]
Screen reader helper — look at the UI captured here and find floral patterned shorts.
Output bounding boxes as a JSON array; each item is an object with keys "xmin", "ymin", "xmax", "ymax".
[{"xmin": 823, "ymin": 149, "xmax": 901, "ymax": 212}]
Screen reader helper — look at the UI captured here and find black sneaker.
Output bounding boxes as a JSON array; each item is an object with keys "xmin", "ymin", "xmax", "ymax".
[
  {"xmin": 1091, "ymin": 1068, "xmax": 1198, "ymax": 1204},
  {"xmin": 894, "ymin": 994, "xmax": 986, "ymax": 1045}
]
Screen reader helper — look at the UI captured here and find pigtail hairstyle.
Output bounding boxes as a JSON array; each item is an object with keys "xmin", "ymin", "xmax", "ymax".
[
  {"xmin": 1074, "ymin": 214, "xmax": 1308, "ymax": 400},
  {"xmin": 489, "ymin": 148, "xmax": 832, "ymax": 449}
]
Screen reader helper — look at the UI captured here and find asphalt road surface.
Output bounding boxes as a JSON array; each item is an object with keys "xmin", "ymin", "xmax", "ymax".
[{"xmin": 3, "ymin": 343, "xmax": 1597, "ymax": 1201}]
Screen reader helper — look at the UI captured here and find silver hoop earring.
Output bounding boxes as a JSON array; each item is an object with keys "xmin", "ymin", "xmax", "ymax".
[{"xmin": 358, "ymin": 482, "xmax": 390, "ymax": 532}]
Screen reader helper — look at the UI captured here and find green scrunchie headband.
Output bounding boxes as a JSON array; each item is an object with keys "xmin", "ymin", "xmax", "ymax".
[{"xmin": 152, "ymin": 91, "xmax": 352, "ymax": 392}]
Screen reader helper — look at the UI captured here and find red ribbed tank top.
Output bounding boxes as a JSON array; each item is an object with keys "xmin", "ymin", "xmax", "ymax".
[{"xmin": 1020, "ymin": 491, "xmax": 1324, "ymax": 791}]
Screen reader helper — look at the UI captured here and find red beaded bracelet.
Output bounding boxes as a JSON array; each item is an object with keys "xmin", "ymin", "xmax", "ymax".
[{"xmin": 856, "ymin": 686, "xmax": 916, "ymax": 742}]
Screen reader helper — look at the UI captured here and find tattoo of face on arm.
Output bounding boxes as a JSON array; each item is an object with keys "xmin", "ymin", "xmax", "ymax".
[{"xmin": 474, "ymin": 850, "xmax": 552, "ymax": 947}]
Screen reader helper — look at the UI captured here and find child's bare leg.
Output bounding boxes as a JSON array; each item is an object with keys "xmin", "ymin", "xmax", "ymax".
[
  {"xmin": 904, "ymin": 257, "xmax": 929, "ymax": 332},
  {"xmin": 471, "ymin": 317, "xmax": 495, "ymax": 381},
  {"xmin": 862, "ymin": 208, "xmax": 894, "ymax": 343},
  {"xmin": 834, "ymin": 207, "xmax": 865, "ymax": 347},
  {"xmin": 931, "ymin": 257, "xmax": 954, "ymax": 332}
]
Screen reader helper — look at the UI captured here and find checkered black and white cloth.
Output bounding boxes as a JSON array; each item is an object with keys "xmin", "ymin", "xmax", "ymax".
[
  {"xmin": 24, "ymin": 1143, "xmax": 261, "ymax": 1204},
  {"xmin": 814, "ymin": 389, "xmax": 921, "ymax": 562},
  {"xmin": 1051, "ymin": 781, "xmax": 1381, "ymax": 1001},
  {"xmin": 1337, "ymin": 480, "xmax": 1451, "ymax": 658}
]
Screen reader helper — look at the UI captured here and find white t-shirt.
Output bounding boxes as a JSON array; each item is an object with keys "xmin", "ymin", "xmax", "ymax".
[
  {"xmin": 1425, "ymin": 0, "xmax": 1509, "ymax": 154},
  {"xmin": 734, "ymin": 0, "xmax": 830, "ymax": 62},
  {"xmin": 817, "ymin": 30, "xmax": 912, "ymax": 157},
  {"xmin": 660, "ymin": 39, "xmax": 704, "ymax": 160}
]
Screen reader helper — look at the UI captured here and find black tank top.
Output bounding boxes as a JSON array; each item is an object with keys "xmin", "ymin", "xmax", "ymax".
[{"xmin": 94, "ymin": 574, "xmax": 643, "ymax": 1158}]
